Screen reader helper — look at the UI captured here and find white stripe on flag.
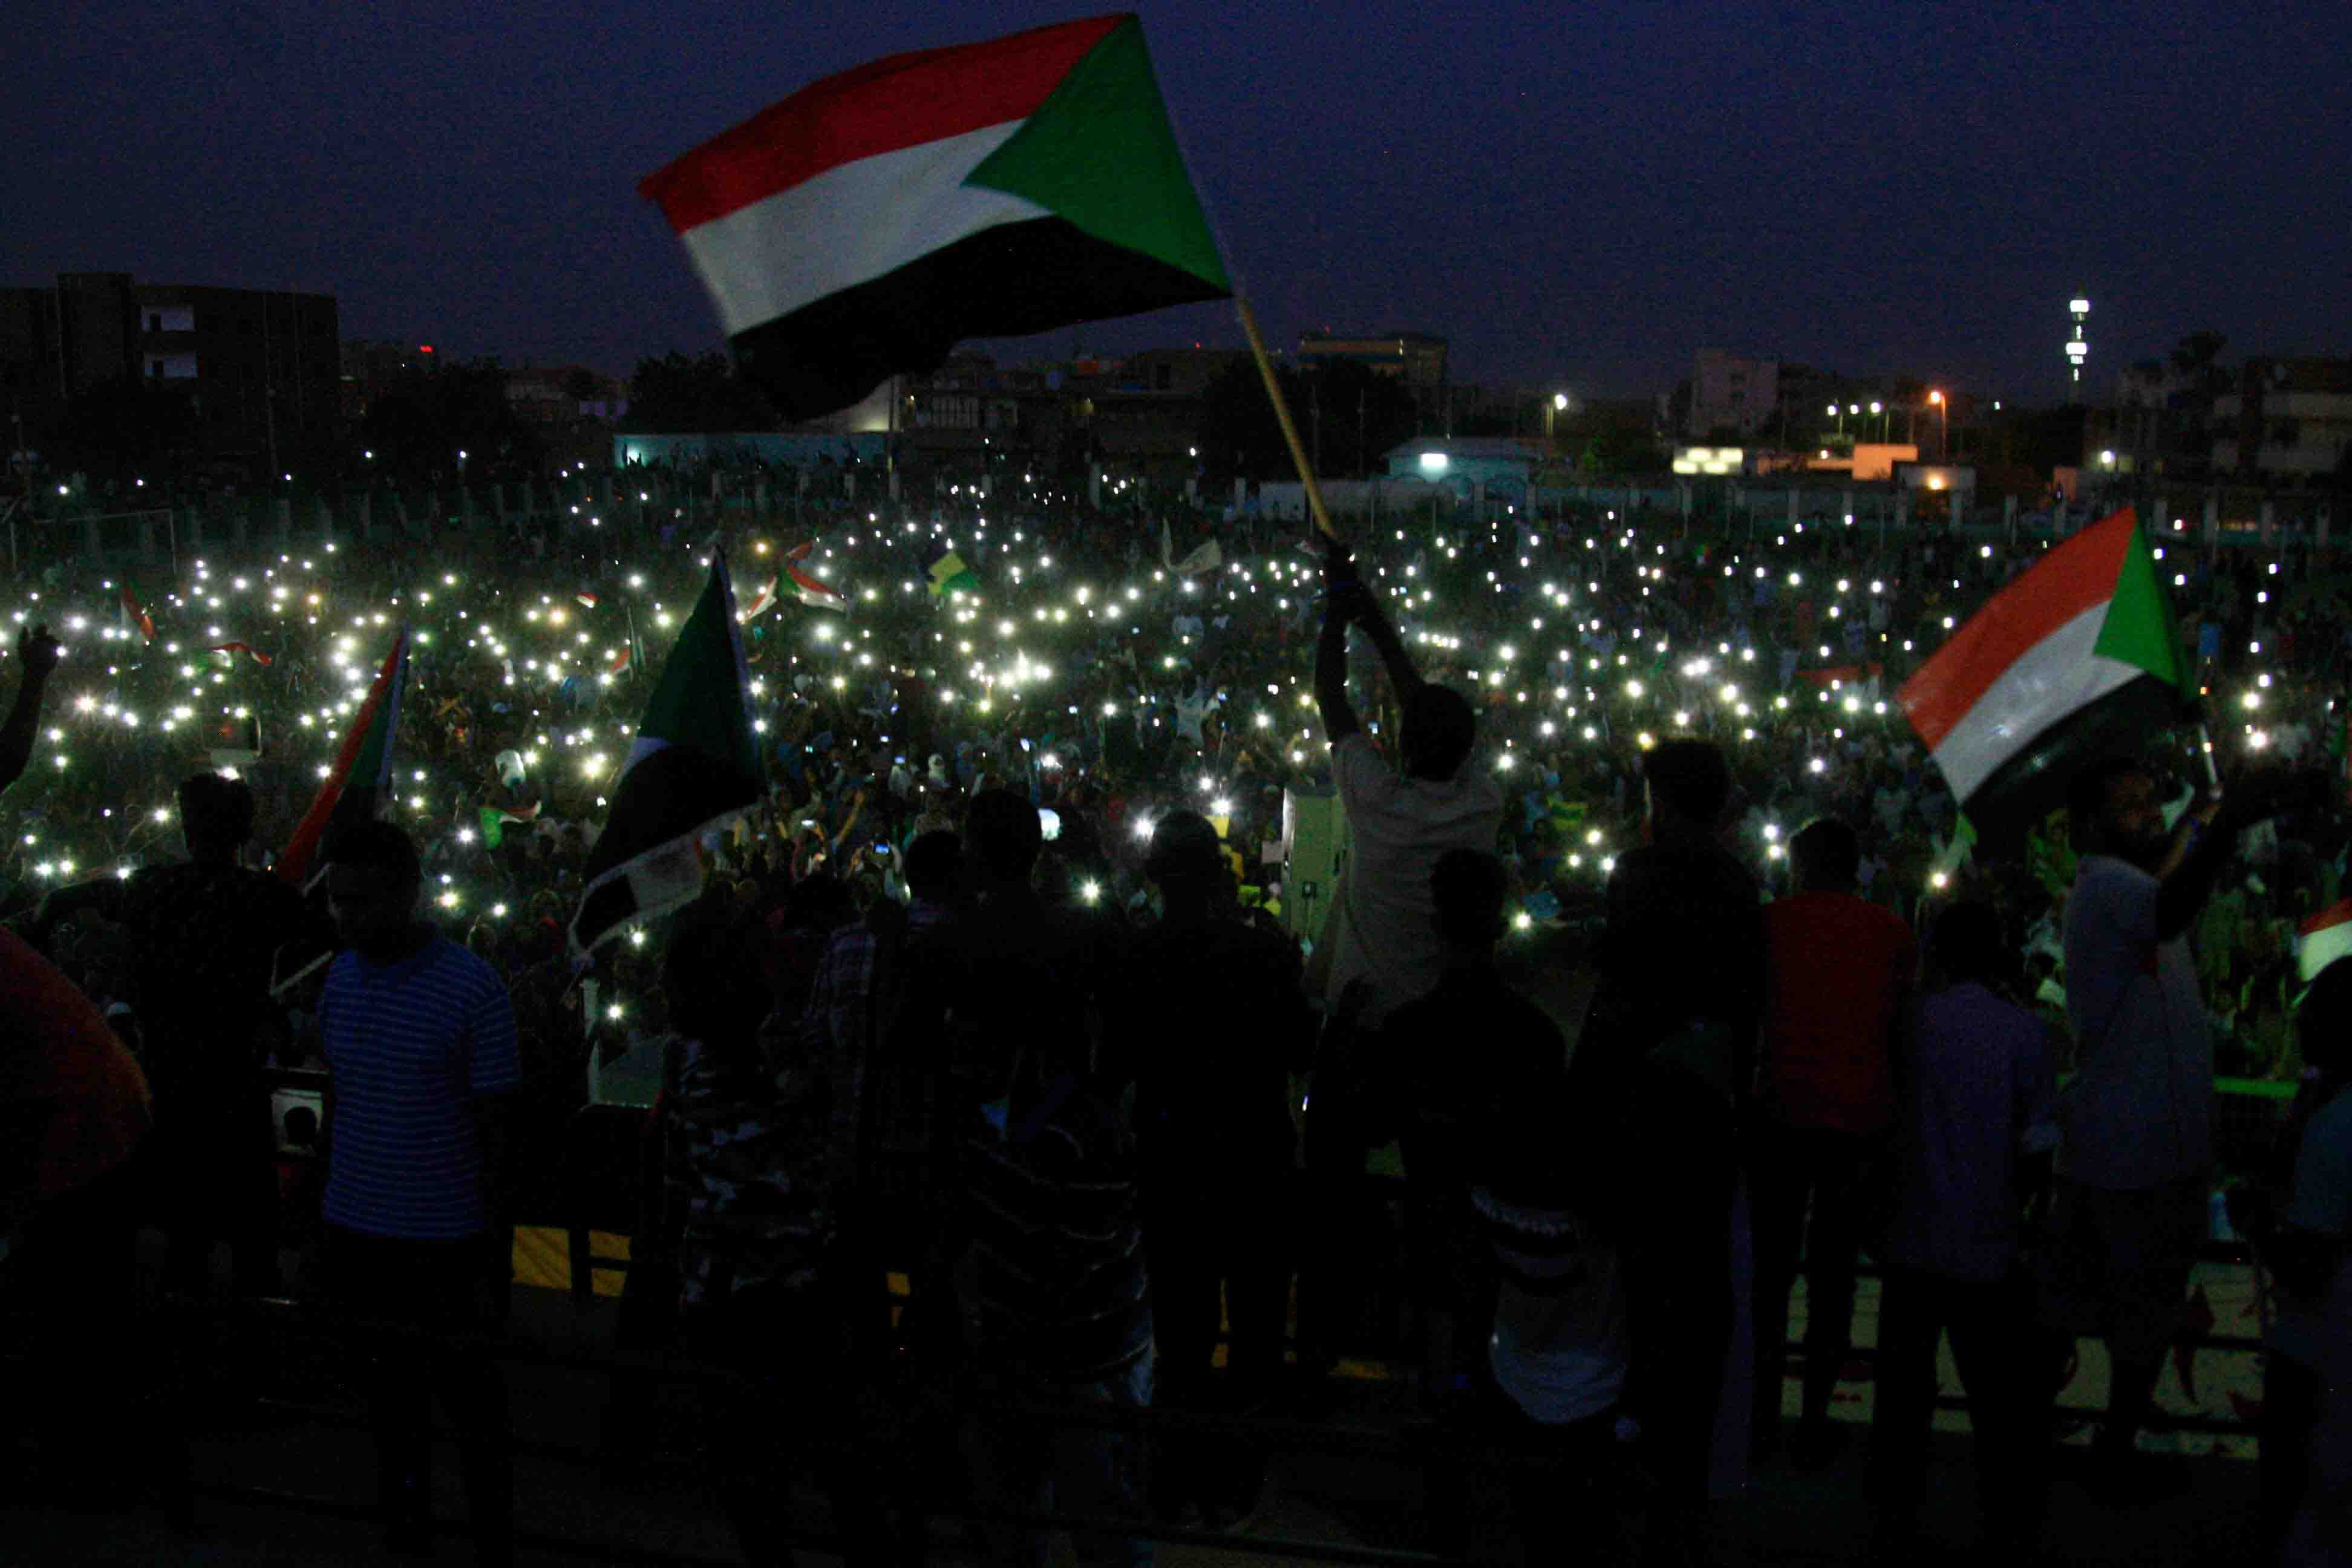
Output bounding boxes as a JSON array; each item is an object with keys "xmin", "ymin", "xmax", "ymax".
[
  {"xmin": 2303, "ymin": 918, "xmax": 2352, "ymax": 982},
  {"xmin": 677, "ymin": 122, "xmax": 1048, "ymax": 336},
  {"xmin": 1925, "ymin": 602, "xmax": 2141, "ymax": 803}
]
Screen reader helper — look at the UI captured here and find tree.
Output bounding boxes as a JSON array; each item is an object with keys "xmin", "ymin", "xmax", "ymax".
[
  {"xmin": 1196, "ymin": 358, "xmax": 1423, "ymax": 486},
  {"xmin": 1575, "ymin": 426, "xmax": 1669, "ymax": 477},
  {"xmin": 1303, "ymin": 359, "xmax": 1419, "ymax": 478},
  {"xmin": 1196, "ymin": 357, "xmax": 1303, "ymax": 486},
  {"xmin": 48, "ymin": 377, "xmax": 198, "ymax": 483},
  {"xmin": 2008, "ymin": 404, "xmax": 2089, "ymax": 477},
  {"xmin": 356, "ymin": 358, "xmax": 541, "ymax": 481},
  {"xmin": 622, "ymin": 351, "xmax": 778, "ymax": 434},
  {"xmin": 2170, "ymin": 330, "xmax": 2228, "ymax": 382}
]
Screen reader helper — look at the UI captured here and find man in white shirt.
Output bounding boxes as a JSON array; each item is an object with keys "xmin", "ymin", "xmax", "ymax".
[
  {"xmin": 2056, "ymin": 754, "xmax": 2288, "ymax": 1503},
  {"xmin": 1299, "ymin": 534, "xmax": 1503, "ymax": 1377},
  {"xmin": 1311, "ymin": 537, "xmax": 1504, "ymax": 1027}
]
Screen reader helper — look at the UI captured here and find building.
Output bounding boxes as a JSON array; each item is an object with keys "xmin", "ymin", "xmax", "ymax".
[
  {"xmin": 1297, "ymin": 330, "xmax": 1448, "ymax": 393},
  {"xmin": 505, "ymin": 365, "xmax": 626, "ymax": 425},
  {"xmin": 1688, "ymin": 351, "xmax": 1780, "ymax": 439},
  {"xmin": 2212, "ymin": 358, "xmax": 2352, "ymax": 480},
  {"xmin": 1073, "ymin": 348, "xmax": 1239, "ymax": 481},
  {"xmin": 134, "ymin": 282, "xmax": 339, "ymax": 475},
  {"xmin": 1, "ymin": 272, "xmax": 339, "ymax": 478},
  {"xmin": 1383, "ymin": 436, "xmax": 1543, "ymax": 507},
  {"xmin": 340, "ymin": 339, "xmax": 437, "ymax": 425}
]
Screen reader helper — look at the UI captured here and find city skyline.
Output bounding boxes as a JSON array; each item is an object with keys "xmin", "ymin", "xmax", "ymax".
[{"xmin": 4, "ymin": 1, "xmax": 2346, "ymax": 402}]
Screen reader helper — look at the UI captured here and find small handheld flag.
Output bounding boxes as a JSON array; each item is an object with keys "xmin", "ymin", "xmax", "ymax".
[
  {"xmin": 119, "ymin": 582, "xmax": 155, "ymax": 644},
  {"xmin": 922, "ymin": 538, "xmax": 979, "ymax": 598},
  {"xmin": 738, "ymin": 574, "xmax": 781, "ymax": 624},
  {"xmin": 785, "ymin": 540, "xmax": 849, "ymax": 612},
  {"xmin": 278, "ymin": 627, "xmax": 409, "ymax": 887},
  {"xmin": 206, "ymin": 642, "xmax": 273, "ymax": 667}
]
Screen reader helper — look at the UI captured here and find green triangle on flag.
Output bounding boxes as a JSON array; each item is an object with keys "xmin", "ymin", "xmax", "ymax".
[
  {"xmin": 965, "ymin": 16, "xmax": 1229, "ymax": 293},
  {"xmin": 570, "ymin": 555, "xmax": 763, "ymax": 957},
  {"xmin": 2091, "ymin": 519, "xmax": 2191, "ymax": 696},
  {"xmin": 640, "ymin": 14, "xmax": 1232, "ymax": 426}
]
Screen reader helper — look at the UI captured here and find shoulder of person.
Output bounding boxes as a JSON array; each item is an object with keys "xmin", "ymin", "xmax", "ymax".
[
  {"xmin": 435, "ymin": 936, "xmax": 510, "ymax": 992},
  {"xmin": 2074, "ymin": 852, "xmax": 2151, "ymax": 896}
]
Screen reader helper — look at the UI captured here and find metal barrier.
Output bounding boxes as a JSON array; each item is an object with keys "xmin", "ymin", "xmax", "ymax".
[{"xmin": 1, "ymin": 1207, "xmax": 2279, "ymax": 1567}]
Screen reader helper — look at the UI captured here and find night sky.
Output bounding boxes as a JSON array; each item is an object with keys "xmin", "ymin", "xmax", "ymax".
[{"xmin": 7, "ymin": 1, "xmax": 2346, "ymax": 402}]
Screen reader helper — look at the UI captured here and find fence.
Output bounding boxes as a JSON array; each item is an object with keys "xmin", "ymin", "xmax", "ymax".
[{"xmin": 2, "ymin": 1149, "xmax": 2282, "ymax": 1566}]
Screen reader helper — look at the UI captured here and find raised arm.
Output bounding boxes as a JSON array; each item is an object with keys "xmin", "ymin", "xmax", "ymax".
[
  {"xmin": 1314, "ymin": 609, "xmax": 1361, "ymax": 745},
  {"xmin": 0, "ymin": 624, "xmax": 62, "ymax": 795},
  {"xmin": 1354, "ymin": 587, "xmax": 1425, "ymax": 707},
  {"xmin": 2155, "ymin": 767, "xmax": 2300, "ymax": 940}
]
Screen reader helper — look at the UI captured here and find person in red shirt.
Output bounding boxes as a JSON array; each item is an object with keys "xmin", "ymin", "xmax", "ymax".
[{"xmin": 1750, "ymin": 816, "xmax": 1916, "ymax": 1466}]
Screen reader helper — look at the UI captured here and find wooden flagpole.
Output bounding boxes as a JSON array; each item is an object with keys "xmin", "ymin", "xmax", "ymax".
[{"xmin": 1234, "ymin": 296, "xmax": 1339, "ymax": 541}]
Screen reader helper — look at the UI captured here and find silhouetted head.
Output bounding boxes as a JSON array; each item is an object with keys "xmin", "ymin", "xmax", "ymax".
[
  {"xmin": 1431, "ymin": 847, "xmax": 1510, "ymax": 955},
  {"xmin": 1930, "ymin": 900, "xmax": 2009, "ymax": 988},
  {"xmin": 1790, "ymin": 817, "xmax": 1860, "ymax": 893},
  {"xmin": 2068, "ymin": 756, "xmax": 2165, "ymax": 870},
  {"xmin": 966, "ymin": 789, "xmax": 1044, "ymax": 889},
  {"xmin": 1643, "ymin": 740, "xmax": 1731, "ymax": 841},
  {"xmin": 1400, "ymin": 685, "xmax": 1476, "ymax": 782},
  {"xmin": 905, "ymin": 829, "xmax": 964, "ymax": 905},
  {"xmin": 178, "ymin": 771, "xmax": 256, "ymax": 859},
  {"xmin": 324, "ymin": 820, "xmax": 423, "ymax": 962},
  {"xmin": 662, "ymin": 898, "xmax": 769, "ymax": 1048},
  {"xmin": 1143, "ymin": 809, "xmax": 1223, "ymax": 886}
]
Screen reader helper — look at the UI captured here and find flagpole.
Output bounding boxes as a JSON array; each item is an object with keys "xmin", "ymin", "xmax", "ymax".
[
  {"xmin": 1234, "ymin": 297, "xmax": 1338, "ymax": 541},
  {"xmin": 2197, "ymin": 722, "xmax": 2223, "ymax": 791}
]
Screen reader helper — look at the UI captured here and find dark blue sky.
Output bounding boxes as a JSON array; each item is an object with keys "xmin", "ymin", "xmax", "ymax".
[{"xmin": 6, "ymin": 1, "xmax": 2346, "ymax": 401}]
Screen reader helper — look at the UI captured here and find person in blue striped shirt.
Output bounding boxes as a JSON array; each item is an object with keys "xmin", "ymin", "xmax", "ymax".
[{"xmin": 318, "ymin": 820, "xmax": 520, "ymax": 1565}]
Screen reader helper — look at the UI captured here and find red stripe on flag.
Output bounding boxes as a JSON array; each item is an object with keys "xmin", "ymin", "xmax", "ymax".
[
  {"xmin": 277, "ymin": 630, "xmax": 406, "ymax": 887},
  {"xmin": 1899, "ymin": 508, "xmax": 2139, "ymax": 751},
  {"xmin": 2299, "ymin": 897, "xmax": 2352, "ymax": 938},
  {"xmin": 639, "ymin": 14, "xmax": 1126, "ymax": 234}
]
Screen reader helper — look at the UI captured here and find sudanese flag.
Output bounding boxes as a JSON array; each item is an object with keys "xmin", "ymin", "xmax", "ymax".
[{"xmin": 639, "ymin": 13, "xmax": 1230, "ymax": 423}]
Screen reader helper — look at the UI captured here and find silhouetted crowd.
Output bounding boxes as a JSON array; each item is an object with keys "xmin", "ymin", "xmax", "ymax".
[{"xmin": 2, "ymin": 485, "xmax": 2348, "ymax": 1566}]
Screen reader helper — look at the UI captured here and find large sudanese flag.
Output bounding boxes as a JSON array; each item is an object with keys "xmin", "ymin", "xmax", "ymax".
[
  {"xmin": 1899, "ymin": 507, "xmax": 2194, "ymax": 846},
  {"xmin": 638, "ymin": 12, "xmax": 1232, "ymax": 423},
  {"xmin": 570, "ymin": 554, "xmax": 764, "ymax": 958}
]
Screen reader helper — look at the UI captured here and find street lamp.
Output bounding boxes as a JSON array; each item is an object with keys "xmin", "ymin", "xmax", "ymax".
[
  {"xmin": 1927, "ymin": 390, "xmax": 1947, "ymax": 456},
  {"xmin": 1545, "ymin": 391, "xmax": 1572, "ymax": 447}
]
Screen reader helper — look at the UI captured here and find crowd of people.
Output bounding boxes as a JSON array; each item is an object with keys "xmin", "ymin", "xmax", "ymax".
[{"xmin": 2, "ymin": 468, "xmax": 2349, "ymax": 1565}]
